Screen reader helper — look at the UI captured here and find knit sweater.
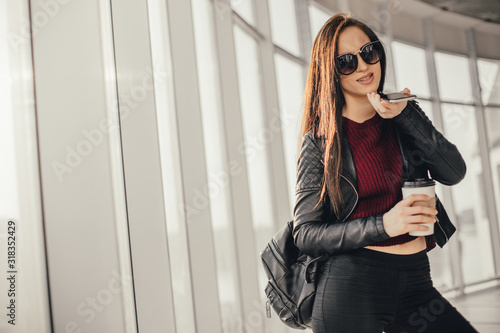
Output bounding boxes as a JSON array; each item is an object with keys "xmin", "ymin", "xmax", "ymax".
[{"xmin": 342, "ymin": 112, "xmax": 436, "ymax": 250}]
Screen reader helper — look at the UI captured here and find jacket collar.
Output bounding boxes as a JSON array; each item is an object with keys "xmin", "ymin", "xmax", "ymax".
[{"xmin": 341, "ymin": 134, "xmax": 358, "ymax": 186}]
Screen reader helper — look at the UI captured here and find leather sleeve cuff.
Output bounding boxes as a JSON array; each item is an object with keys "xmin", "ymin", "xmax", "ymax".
[
  {"xmin": 375, "ymin": 214, "xmax": 391, "ymax": 241},
  {"xmin": 392, "ymin": 102, "xmax": 411, "ymax": 122}
]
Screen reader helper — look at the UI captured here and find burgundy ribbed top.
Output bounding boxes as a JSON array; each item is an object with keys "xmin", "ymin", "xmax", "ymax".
[{"xmin": 342, "ymin": 112, "xmax": 436, "ymax": 250}]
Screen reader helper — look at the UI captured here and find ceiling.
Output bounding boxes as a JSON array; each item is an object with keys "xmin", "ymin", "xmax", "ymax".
[{"xmin": 418, "ymin": 0, "xmax": 500, "ymax": 24}]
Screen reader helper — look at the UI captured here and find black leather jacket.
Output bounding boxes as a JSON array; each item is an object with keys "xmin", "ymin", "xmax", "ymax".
[{"xmin": 293, "ymin": 100, "xmax": 466, "ymax": 257}]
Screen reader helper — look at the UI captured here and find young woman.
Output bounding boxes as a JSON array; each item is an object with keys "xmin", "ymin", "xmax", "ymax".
[{"xmin": 293, "ymin": 13, "xmax": 478, "ymax": 332}]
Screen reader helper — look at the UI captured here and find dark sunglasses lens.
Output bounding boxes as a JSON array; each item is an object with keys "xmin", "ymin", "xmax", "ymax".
[
  {"xmin": 337, "ymin": 54, "xmax": 357, "ymax": 75},
  {"xmin": 361, "ymin": 42, "xmax": 382, "ymax": 64}
]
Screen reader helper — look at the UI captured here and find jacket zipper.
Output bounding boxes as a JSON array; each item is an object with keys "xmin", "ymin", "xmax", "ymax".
[
  {"xmin": 434, "ymin": 216, "xmax": 449, "ymax": 243},
  {"xmin": 395, "ymin": 129, "xmax": 409, "ymax": 180},
  {"xmin": 271, "ymin": 238, "xmax": 286, "ymax": 263},
  {"xmin": 340, "ymin": 175, "xmax": 358, "ymax": 222}
]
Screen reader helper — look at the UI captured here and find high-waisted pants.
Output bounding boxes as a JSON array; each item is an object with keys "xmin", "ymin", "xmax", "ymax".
[{"xmin": 311, "ymin": 248, "xmax": 478, "ymax": 333}]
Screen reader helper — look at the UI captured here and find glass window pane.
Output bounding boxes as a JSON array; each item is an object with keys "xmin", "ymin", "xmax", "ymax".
[
  {"xmin": 268, "ymin": 0, "xmax": 300, "ymax": 56},
  {"xmin": 308, "ymin": 3, "xmax": 331, "ymax": 43},
  {"xmin": 231, "ymin": 0, "xmax": 255, "ymax": 26},
  {"xmin": 486, "ymin": 107, "xmax": 500, "ymax": 150},
  {"xmin": 0, "ymin": 3, "xmax": 51, "ymax": 330},
  {"xmin": 392, "ymin": 41, "xmax": 431, "ymax": 98},
  {"xmin": 416, "ymin": 99, "xmax": 434, "ymax": 124},
  {"xmin": 435, "ymin": 52, "xmax": 473, "ymax": 103},
  {"xmin": 428, "ymin": 230, "xmax": 454, "ymax": 290},
  {"xmin": 441, "ymin": 103, "xmax": 495, "ymax": 284},
  {"xmin": 233, "ymin": 24, "xmax": 275, "ymax": 297},
  {"xmin": 0, "ymin": 44, "xmax": 19, "ymax": 222},
  {"xmin": 415, "ymin": 101, "xmax": 452, "ymax": 291},
  {"xmin": 478, "ymin": 59, "xmax": 500, "ymax": 106},
  {"xmin": 485, "ymin": 107, "xmax": 500, "ymax": 248},
  {"xmin": 430, "ymin": 167, "xmax": 454, "ymax": 291},
  {"xmin": 379, "ymin": 36, "xmax": 397, "ymax": 92},
  {"xmin": 148, "ymin": 0, "xmax": 196, "ymax": 331},
  {"xmin": 274, "ymin": 53, "xmax": 304, "ymax": 209},
  {"xmin": 192, "ymin": 1, "xmax": 241, "ymax": 332}
]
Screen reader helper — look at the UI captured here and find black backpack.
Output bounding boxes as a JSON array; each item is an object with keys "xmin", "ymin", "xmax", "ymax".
[{"xmin": 260, "ymin": 221, "xmax": 325, "ymax": 329}]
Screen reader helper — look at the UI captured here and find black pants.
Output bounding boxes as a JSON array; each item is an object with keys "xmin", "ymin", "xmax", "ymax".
[{"xmin": 311, "ymin": 248, "xmax": 478, "ymax": 333}]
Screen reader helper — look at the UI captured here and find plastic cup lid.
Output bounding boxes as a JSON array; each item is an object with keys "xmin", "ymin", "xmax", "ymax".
[{"xmin": 402, "ymin": 178, "xmax": 435, "ymax": 188}]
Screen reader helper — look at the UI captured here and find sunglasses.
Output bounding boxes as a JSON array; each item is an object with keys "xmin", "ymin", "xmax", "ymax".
[{"xmin": 336, "ymin": 41, "xmax": 383, "ymax": 75}]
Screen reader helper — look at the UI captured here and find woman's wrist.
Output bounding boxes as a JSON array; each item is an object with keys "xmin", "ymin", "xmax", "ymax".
[{"xmin": 391, "ymin": 101, "xmax": 412, "ymax": 122}]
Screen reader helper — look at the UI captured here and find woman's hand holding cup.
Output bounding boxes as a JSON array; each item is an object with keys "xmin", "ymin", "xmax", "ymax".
[{"xmin": 382, "ymin": 194, "xmax": 438, "ymax": 238}]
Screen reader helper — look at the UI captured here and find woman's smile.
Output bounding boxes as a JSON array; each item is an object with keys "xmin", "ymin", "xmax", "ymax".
[{"xmin": 356, "ymin": 72, "xmax": 374, "ymax": 85}]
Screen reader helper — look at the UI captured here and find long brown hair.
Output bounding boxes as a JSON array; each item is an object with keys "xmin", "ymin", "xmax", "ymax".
[{"xmin": 299, "ymin": 13, "xmax": 387, "ymax": 217}]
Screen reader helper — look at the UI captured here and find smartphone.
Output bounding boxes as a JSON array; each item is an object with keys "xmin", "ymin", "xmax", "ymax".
[{"xmin": 379, "ymin": 92, "xmax": 417, "ymax": 102}]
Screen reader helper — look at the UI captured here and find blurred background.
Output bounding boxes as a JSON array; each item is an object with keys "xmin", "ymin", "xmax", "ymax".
[{"xmin": 1, "ymin": 0, "xmax": 500, "ymax": 332}]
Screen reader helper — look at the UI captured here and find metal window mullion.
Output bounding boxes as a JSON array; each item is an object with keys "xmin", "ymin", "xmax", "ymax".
[
  {"xmin": 274, "ymin": 44, "xmax": 308, "ymax": 66},
  {"xmin": 254, "ymin": 0, "xmax": 291, "ymax": 229},
  {"xmin": 98, "ymin": 1, "xmax": 138, "ymax": 331},
  {"xmin": 466, "ymin": 28, "xmax": 500, "ymax": 276},
  {"xmin": 109, "ymin": 0, "xmax": 180, "ymax": 331},
  {"xmin": 423, "ymin": 18, "xmax": 464, "ymax": 294},
  {"xmin": 295, "ymin": 0, "xmax": 312, "ymax": 69},
  {"xmin": 213, "ymin": 0, "xmax": 279, "ymax": 331},
  {"xmin": 31, "ymin": 0, "xmax": 135, "ymax": 330},
  {"xmin": 164, "ymin": 0, "xmax": 223, "ymax": 331},
  {"xmin": 255, "ymin": 0, "xmax": 297, "ymax": 332},
  {"xmin": 433, "ymin": 99, "xmax": 475, "ymax": 107},
  {"xmin": 146, "ymin": 0, "xmax": 198, "ymax": 331},
  {"xmin": 5, "ymin": 1, "xmax": 51, "ymax": 331},
  {"xmin": 377, "ymin": 2, "xmax": 397, "ymax": 92},
  {"xmin": 212, "ymin": 0, "xmax": 263, "ymax": 332},
  {"xmin": 232, "ymin": 11, "xmax": 265, "ymax": 41}
]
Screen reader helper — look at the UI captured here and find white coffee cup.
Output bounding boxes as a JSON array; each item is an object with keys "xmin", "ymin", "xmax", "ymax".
[{"xmin": 402, "ymin": 178, "xmax": 436, "ymax": 236}]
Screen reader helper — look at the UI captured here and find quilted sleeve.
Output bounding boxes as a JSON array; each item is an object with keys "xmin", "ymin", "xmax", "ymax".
[
  {"xmin": 295, "ymin": 132, "xmax": 324, "ymax": 193},
  {"xmin": 392, "ymin": 100, "xmax": 466, "ymax": 185}
]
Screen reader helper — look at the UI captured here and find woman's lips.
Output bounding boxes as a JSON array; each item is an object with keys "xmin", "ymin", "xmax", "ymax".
[{"xmin": 357, "ymin": 73, "xmax": 374, "ymax": 85}]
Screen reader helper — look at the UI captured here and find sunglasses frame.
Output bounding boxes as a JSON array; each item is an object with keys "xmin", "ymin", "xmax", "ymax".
[{"xmin": 336, "ymin": 40, "xmax": 383, "ymax": 76}]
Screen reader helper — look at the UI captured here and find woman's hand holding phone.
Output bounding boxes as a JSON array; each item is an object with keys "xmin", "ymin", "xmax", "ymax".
[{"xmin": 367, "ymin": 88, "xmax": 412, "ymax": 119}]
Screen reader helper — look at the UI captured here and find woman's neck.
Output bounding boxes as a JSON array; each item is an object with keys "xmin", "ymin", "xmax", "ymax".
[{"xmin": 342, "ymin": 94, "xmax": 376, "ymax": 123}]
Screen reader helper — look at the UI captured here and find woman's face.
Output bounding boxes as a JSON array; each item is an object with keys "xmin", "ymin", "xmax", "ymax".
[{"xmin": 337, "ymin": 26, "xmax": 382, "ymax": 100}]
